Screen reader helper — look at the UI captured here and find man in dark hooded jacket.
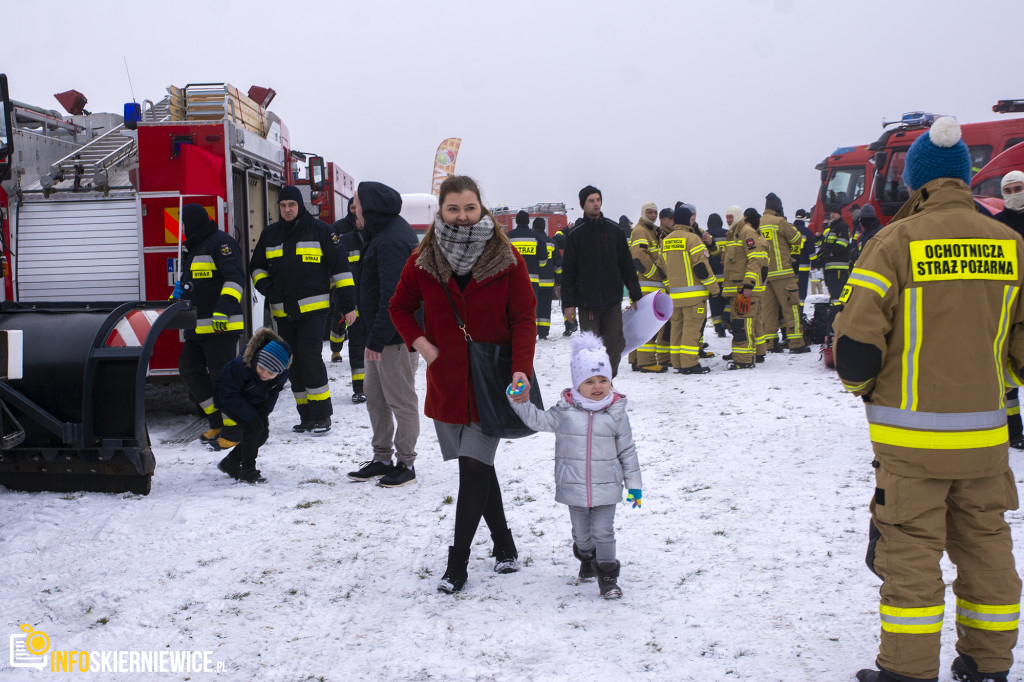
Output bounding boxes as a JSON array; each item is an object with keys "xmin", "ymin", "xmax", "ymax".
[
  {"xmin": 176, "ymin": 202, "xmax": 246, "ymax": 444},
  {"xmin": 249, "ymin": 185, "xmax": 356, "ymax": 435},
  {"xmin": 562, "ymin": 185, "xmax": 642, "ymax": 376},
  {"xmin": 346, "ymin": 181, "xmax": 421, "ymax": 488}
]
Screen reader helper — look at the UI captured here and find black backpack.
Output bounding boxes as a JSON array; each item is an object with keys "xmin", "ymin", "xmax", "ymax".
[{"xmin": 805, "ymin": 302, "xmax": 832, "ymax": 345}]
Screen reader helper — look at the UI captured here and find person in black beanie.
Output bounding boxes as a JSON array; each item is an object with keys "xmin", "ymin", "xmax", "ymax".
[
  {"xmin": 508, "ymin": 210, "xmax": 548, "ymax": 337},
  {"xmin": 618, "ymin": 214, "xmax": 632, "ymax": 240},
  {"xmin": 249, "ymin": 185, "xmax": 357, "ymax": 435},
  {"xmin": 792, "ymin": 208, "xmax": 815, "ymax": 306},
  {"xmin": 705, "ymin": 212, "xmax": 728, "ymax": 336},
  {"xmin": 534, "ymin": 217, "xmax": 558, "ymax": 339},
  {"xmin": 176, "ymin": 202, "xmax": 246, "ymax": 446},
  {"xmin": 561, "ymin": 185, "xmax": 642, "ymax": 376}
]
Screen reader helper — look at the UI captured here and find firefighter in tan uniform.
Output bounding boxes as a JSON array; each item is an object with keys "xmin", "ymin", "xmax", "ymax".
[
  {"xmin": 757, "ymin": 193, "xmax": 810, "ymax": 354},
  {"xmin": 720, "ymin": 208, "xmax": 768, "ymax": 368},
  {"xmin": 661, "ymin": 205, "xmax": 719, "ymax": 373},
  {"xmin": 628, "ymin": 201, "xmax": 666, "ymax": 372},
  {"xmin": 654, "ymin": 209, "xmax": 677, "ymax": 365},
  {"xmin": 835, "ymin": 118, "xmax": 1023, "ymax": 682}
]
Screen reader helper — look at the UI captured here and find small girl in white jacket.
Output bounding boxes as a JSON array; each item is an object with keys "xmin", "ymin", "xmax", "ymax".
[{"xmin": 509, "ymin": 332, "xmax": 642, "ymax": 599}]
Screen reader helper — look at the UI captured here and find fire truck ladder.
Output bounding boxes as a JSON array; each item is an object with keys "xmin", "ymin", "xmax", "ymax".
[{"xmin": 42, "ymin": 97, "xmax": 172, "ymax": 194}]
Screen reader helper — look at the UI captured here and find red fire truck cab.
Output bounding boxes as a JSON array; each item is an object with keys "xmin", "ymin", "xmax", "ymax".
[{"xmin": 492, "ymin": 203, "xmax": 569, "ymax": 240}]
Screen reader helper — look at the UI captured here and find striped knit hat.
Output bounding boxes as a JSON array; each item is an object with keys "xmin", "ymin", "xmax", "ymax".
[{"xmin": 257, "ymin": 340, "xmax": 291, "ymax": 375}]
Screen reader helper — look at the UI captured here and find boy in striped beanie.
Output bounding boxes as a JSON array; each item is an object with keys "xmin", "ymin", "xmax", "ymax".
[{"xmin": 212, "ymin": 328, "xmax": 292, "ymax": 483}]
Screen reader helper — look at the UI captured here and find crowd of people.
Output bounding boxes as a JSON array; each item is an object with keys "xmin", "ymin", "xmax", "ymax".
[{"xmin": 169, "ymin": 121, "xmax": 1024, "ymax": 678}]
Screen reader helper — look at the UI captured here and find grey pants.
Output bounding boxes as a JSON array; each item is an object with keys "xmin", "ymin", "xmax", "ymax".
[
  {"xmin": 578, "ymin": 305, "xmax": 625, "ymax": 378},
  {"xmin": 568, "ymin": 504, "xmax": 617, "ymax": 564},
  {"xmin": 364, "ymin": 343, "xmax": 420, "ymax": 466}
]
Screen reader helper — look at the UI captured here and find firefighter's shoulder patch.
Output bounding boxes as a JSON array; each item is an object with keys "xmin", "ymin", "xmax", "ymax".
[
  {"xmin": 220, "ymin": 244, "xmax": 232, "ymax": 256},
  {"xmin": 745, "ymin": 238, "xmax": 755, "ymax": 249},
  {"xmin": 330, "ymin": 233, "xmax": 341, "ymax": 244}
]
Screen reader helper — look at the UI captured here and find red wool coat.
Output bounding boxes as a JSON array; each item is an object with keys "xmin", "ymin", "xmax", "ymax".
[{"xmin": 389, "ymin": 235, "xmax": 537, "ymax": 425}]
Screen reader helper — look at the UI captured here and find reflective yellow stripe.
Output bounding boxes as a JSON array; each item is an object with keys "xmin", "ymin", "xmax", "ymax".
[
  {"xmin": 900, "ymin": 288, "xmax": 922, "ymax": 411},
  {"xmin": 880, "ymin": 604, "xmax": 944, "ymax": 634},
  {"xmin": 869, "ymin": 423, "xmax": 1008, "ymax": 450},
  {"xmin": 252, "ymin": 269, "xmax": 268, "ymax": 284},
  {"xmin": 307, "ymin": 386, "xmax": 330, "ymax": 402},
  {"xmin": 265, "ymin": 247, "xmax": 283, "ymax": 259},
  {"xmin": 222, "ymin": 416, "xmax": 237, "ymax": 427},
  {"xmin": 994, "ymin": 285, "xmax": 1019, "ymax": 397},
  {"xmin": 956, "ymin": 598, "xmax": 1020, "ymax": 632},
  {"xmin": 220, "ymin": 282, "xmax": 243, "ymax": 301},
  {"xmin": 333, "ymin": 272, "xmax": 355, "ymax": 288},
  {"xmin": 843, "ymin": 379, "xmax": 873, "ymax": 393},
  {"xmin": 848, "ymin": 268, "xmax": 892, "ymax": 298}
]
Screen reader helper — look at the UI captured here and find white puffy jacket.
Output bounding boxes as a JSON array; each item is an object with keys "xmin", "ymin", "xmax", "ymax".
[{"xmin": 510, "ymin": 389, "xmax": 642, "ymax": 507}]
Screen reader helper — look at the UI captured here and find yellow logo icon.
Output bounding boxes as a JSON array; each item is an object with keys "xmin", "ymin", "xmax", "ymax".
[
  {"xmin": 10, "ymin": 624, "xmax": 49, "ymax": 670},
  {"xmin": 21, "ymin": 624, "xmax": 49, "ymax": 655}
]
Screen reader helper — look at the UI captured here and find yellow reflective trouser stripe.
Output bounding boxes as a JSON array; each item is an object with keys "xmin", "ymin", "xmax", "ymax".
[
  {"xmin": 252, "ymin": 270, "xmax": 268, "ymax": 284},
  {"xmin": 333, "ymin": 272, "xmax": 354, "ymax": 288},
  {"xmin": 1009, "ymin": 405, "xmax": 1021, "ymax": 416},
  {"xmin": 293, "ymin": 391, "xmax": 308, "ymax": 405},
  {"xmin": 956, "ymin": 598, "xmax": 1020, "ymax": 632},
  {"xmin": 222, "ymin": 416, "xmax": 237, "ymax": 427},
  {"xmin": 307, "ymin": 384, "xmax": 330, "ymax": 402},
  {"xmin": 200, "ymin": 399, "xmax": 217, "ymax": 414},
  {"xmin": 880, "ymin": 604, "xmax": 944, "ymax": 634},
  {"xmin": 330, "ymin": 331, "xmax": 345, "ymax": 343},
  {"xmin": 869, "ymin": 423, "xmax": 1008, "ymax": 450},
  {"xmin": 900, "ymin": 288, "xmax": 922, "ymax": 411},
  {"xmin": 352, "ymin": 371, "xmax": 365, "ymax": 381}
]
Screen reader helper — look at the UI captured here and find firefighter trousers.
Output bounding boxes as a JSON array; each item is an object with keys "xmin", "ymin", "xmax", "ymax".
[
  {"xmin": 796, "ymin": 267, "xmax": 810, "ymax": 305},
  {"xmin": 709, "ymin": 291, "xmax": 727, "ymax": 328},
  {"xmin": 670, "ymin": 304, "xmax": 705, "ymax": 369},
  {"xmin": 276, "ymin": 313, "xmax": 332, "ymax": 421},
  {"xmin": 578, "ymin": 305, "xmax": 625, "ymax": 378},
  {"xmin": 536, "ymin": 284, "xmax": 553, "ymax": 338},
  {"xmin": 867, "ymin": 466, "xmax": 1021, "ymax": 680},
  {"xmin": 344, "ymin": 314, "xmax": 367, "ymax": 392},
  {"xmin": 179, "ymin": 334, "xmax": 240, "ymax": 429},
  {"xmin": 759, "ymin": 277, "xmax": 805, "ymax": 349},
  {"xmin": 727, "ymin": 295, "xmax": 759, "ymax": 364},
  {"xmin": 825, "ymin": 268, "xmax": 849, "ymax": 306}
]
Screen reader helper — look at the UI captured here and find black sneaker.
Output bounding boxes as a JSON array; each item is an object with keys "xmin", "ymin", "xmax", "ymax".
[
  {"xmin": 236, "ymin": 467, "xmax": 266, "ymax": 484},
  {"xmin": 677, "ymin": 364, "xmax": 710, "ymax": 374},
  {"xmin": 951, "ymin": 655, "xmax": 1008, "ymax": 682},
  {"xmin": 351, "ymin": 393, "xmax": 367, "ymax": 404},
  {"xmin": 562, "ymin": 329, "xmax": 573, "ymax": 337},
  {"xmin": 293, "ymin": 421, "xmax": 312, "ymax": 433},
  {"xmin": 378, "ymin": 462, "xmax": 416, "ymax": 488},
  {"xmin": 347, "ymin": 460, "xmax": 394, "ymax": 481},
  {"xmin": 310, "ymin": 418, "xmax": 331, "ymax": 435},
  {"xmin": 217, "ymin": 454, "xmax": 242, "ymax": 478}
]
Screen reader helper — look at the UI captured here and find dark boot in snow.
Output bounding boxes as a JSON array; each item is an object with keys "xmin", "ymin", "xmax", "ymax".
[
  {"xmin": 951, "ymin": 655, "xmax": 1009, "ymax": 682},
  {"xmin": 592, "ymin": 559, "xmax": 622, "ymax": 599},
  {"xmin": 856, "ymin": 668, "xmax": 923, "ymax": 682},
  {"xmin": 437, "ymin": 546, "xmax": 470, "ymax": 594},
  {"xmin": 217, "ymin": 451, "xmax": 242, "ymax": 479},
  {"xmin": 573, "ymin": 543, "xmax": 595, "ymax": 582},
  {"xmin": 491, "ymin": 529, "xmax": 520, "ymax": 574}
]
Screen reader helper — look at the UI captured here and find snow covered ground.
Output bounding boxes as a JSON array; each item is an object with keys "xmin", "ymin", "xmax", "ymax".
[{"xmin": 4, "ymin": 295, "xmax": 1024, "ymax": 681}]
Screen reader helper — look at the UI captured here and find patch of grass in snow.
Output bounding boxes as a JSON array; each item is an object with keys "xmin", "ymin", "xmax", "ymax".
[
  {"xmin": 442, "ymin": 495, "xmax": 453, "ymax": 505},
  {"xmin": 299, "ymin": 478, "xmax": 328, "ymax": 485},
  {"xmin": 522, "ymin": 556, "xmax": 533, "ymax": 567},
  {"xmin": 197, "ymin": 557, "xmax": 223, "ymax": 567},
  {"xmin": 647, "ymin": 640, "xmax": 661, "ymax": 652},
  {"xmin": 227, "ymin": 591, "xmax": 250, "ymax": 600},
  {"xmin": 59, "ymin": 493, "xmax": 82, "ymax": 501},
  {"xmin": 295, "ymin": 500, "xmax": 322, "ymax": 509},
  {"xmin": 713, "ymin": 530, "xmax": 726, "ymax": 536},
  {"xmin": 95, "ymin": 617, "xmax": 108, "ymax": 626}
]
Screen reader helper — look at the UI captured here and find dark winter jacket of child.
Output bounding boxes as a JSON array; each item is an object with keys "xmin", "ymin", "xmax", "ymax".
[{"xmin": 213, "ymin": 328, "xmax": 290, "ymax": 425}]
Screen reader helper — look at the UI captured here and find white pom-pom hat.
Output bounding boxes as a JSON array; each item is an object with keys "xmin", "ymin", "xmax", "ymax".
[{"xmin": 570, "ymin": 331, "xmax": 611, "ymax": 389}]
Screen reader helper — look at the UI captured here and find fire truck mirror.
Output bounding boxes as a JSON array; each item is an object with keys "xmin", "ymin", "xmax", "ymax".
[
  {"xmin": 873, "ymin": 151, "xmax": 887, "ymax": 168},
  {"xmin": 0, "ymin": 74, "xmax": 12, "ymax": 178},
  {"xmin": 309, "ymin": 156, "xmax": 326, "ymax": 192}
]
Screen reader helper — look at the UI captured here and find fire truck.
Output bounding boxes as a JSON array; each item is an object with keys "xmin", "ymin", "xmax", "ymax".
[
  {"xmin": 294, "ymin": 155, "xmax": 355, "ymax": 224},
  {"xmin": 810, "ymin": 107, "xmax": 1024, "ymax": 233},
  {"xmin": 492, "ymin": 202, "xmax": 569, "ymax": 239},
  {"xmin": 0, "ymin": 76, "xmax": 354, "ymax": 494}
]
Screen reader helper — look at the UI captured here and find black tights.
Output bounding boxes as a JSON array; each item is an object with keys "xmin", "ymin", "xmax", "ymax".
[{"xmin": 453, "ymin": 457, "xmax": 509, "ymax": 551}]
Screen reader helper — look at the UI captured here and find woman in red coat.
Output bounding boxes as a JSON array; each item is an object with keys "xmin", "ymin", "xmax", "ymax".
[{"xmin": 390, "ymin": 175, "xmax": 537, "ymax": 594}]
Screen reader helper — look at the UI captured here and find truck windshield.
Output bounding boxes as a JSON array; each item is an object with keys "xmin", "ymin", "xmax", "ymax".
[
  {"xmin": 821, "ymin": 166, "xmax": 865, "ymax": 208},
  {"xmin": 879, "ymin": 145, "xmax": 993, "ymax": 209}
]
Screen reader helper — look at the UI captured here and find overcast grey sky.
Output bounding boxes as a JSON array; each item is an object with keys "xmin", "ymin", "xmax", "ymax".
[{"xmin": 7, "ymin": 0, "xmax": 1020, "ymax": 223}]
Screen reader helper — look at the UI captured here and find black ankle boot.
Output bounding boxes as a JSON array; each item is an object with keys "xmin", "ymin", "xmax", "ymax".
[
  {"xmin": 592, "ymin": 559, "xmax": 622, "ymax": 599},
  {"xmin": 491, "ymin": 529, "xmax": 520, "ymax": 574},
  {"xmin": 437, "ymin": 546, "xmax": 470, "ymax": 594},
  {"xmin": 572, "ymin": 543, "xmax": 596, "ymax": 582}
]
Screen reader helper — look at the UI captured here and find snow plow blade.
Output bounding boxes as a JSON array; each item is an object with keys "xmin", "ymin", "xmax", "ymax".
[{"xmin": 0, "ymin": 301, "xmax": 193, "ymax": 495}]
